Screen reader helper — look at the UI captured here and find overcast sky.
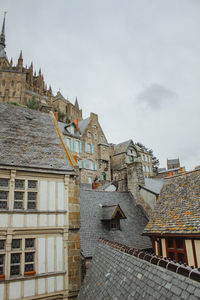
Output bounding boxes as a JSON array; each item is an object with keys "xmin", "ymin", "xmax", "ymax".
[{"xmin": 1, "ymin": 0, "xmax": 200, "ymax": 170}]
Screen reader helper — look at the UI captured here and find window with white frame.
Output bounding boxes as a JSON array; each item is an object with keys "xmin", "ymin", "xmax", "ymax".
[
  {"xmin": 85, "ymin": 159, "xmax": 94, "ymax": 170},
  {"xmin": 0, "ymin": 178, "xmax": 9, "ymax": 209},
  {"xmin": 10, "ymin": 238, "xmax": 35, "ymax": 277},
  {"xmin": 0, "ymin": 240, "xmax": 5, "ymax": 276},
  {"xmin": 74, "ymin": 140, "xmax": 80, "ymax": 153},
  {"xmin": 65, "ymin": 137, "xmax": 70, "ymax": 149},
  {"xmin": 14, "ymin": 179, "xmax": 37, "ymax": 210}
]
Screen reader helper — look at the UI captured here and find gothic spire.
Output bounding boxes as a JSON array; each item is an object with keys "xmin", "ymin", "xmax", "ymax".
[
  {"xmin": 0, "ymin": 12, "xmax": 6, "ymax": 50},
  {"xmin": 75, "ymin": 97, "xmax": 79, "ymax": 109}
]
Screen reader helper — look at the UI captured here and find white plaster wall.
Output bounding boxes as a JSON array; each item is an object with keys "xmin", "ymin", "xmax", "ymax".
[
  {"xmin": 48, "ymin": 237, "xmax": 54, "ymax": 272},
  {"xmin": 38, "ymin": 238, "xmax": 46, "ymax": 273},
  {"xmin": 40, "ymin": 214, "xmax": 47, "ymax": 227},
  {"xmin": 185, "ymin": 240, "xmax": 195, "ymax": 267},
  {"xmin": 38, "ymin": 278, "xmax": 45, "ymax": 294},
  {"xmin": 140, "ymin": 189, "xmax": 157, "ymax": 210},
  {"xmin": 0, "ymin": 284, "xmax": 4, "ymax": 299},
  {"xmin": 195, "ymin": 240, "xmax": 200, "ymax": 267},
  {"xmin": 9, "ymin": 281, "xmax": 21, "ymax": 299},
  {"xmin": 49, "ymin": 214, "xmax": 56, "ymax": 226},
  {"xmin": 12, "ymin": 214, "xmax": 24, "ymax": 227},
  {"xmin": 161, "ymin": 239, "xmax": 166, "ymax": 258},
  {"xmin": 27, "ymin": 214, "xmax": 37, "ymax": 227},
  {"xmin": 58, "ymin": 182, "xmax": 64, "ymax": 210},
  {"xmin": 49, "ymin": 182, "xmax": 56, "ymax": 211},
  {"xmin": 24, "ymin": 279, "xmax": 35, "ymax": 297},
  {"xmin": 58, "ymin": 214, "xmax": 65, "ymax": 227},
  {"xmin": 56, "ymin": 276, "xmax": 63, "ymax": 291},
  {"xmin": 48, "ymin": 277, "xmax": 55, "ymax": 293},
  {"xmin": 0, "ymin": 214, "xmax": 8, "ymax": 227},
  {"xmin": 56, "ymin": 236, "xmax": 63, "ymax": 271},
  {"xmin": 39, "ymin": 181, "xmax": 48, "ymax": 210}
]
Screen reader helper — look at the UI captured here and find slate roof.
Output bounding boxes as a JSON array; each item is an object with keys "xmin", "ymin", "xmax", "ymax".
[
  {"xmin": 101, "ymin": 205, "xmax": 126, "ymax": 220},
  {"xmin": 167, "ymin": 158, "xmax": 179, "ymax": 165},
  {"xmin": 80, "ymin": 188, "xmax": 151, "ymax": 257},
  {"xmin": 78, "ymin": 241, "xmax": 200, "ymax": 300},
  {"xmin": 0, "ymin": 103, "xmax": 73, "ymax": 171},
  {"xmin": 143, "ymin": 169, "xmax": 200, "ymax": 235},
  {"xmin": 78, "ymin": 117, "xmax": 90, "ymax": 135},
  {"xmin": 113, "ymin": 139, "xmax": 132, "ymax": 155},
  {"xmin": 141, "ymin": 178, "xmax": 164, "ymax": 195}
]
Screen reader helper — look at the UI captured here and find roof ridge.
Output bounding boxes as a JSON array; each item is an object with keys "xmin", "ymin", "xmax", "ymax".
[{"xmin": 99, "ymin": 238, "xmax": 200, "ymax": 283}]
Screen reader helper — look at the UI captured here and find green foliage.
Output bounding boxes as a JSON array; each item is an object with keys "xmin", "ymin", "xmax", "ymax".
[
  {"xmin": 6, "ymin": 101, "xmax": 26, "ymax": 108},
  {"xmin": 26, "ymin": 96, "xmax": 39, "ymax": 110}
]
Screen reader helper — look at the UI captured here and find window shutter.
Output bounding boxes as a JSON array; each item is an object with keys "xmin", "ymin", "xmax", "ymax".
[
  {"xmin": 92, "ymin": 144, "xmax": 94, "ymax": 154},
  {"xmin": 83, "ymin": 161, "xmax": 86, "ymax": 168},
  {"xmin": 94, "ymin": 162, "xmax": 97, "ymax": 170},
  {"xmin": 70, "ymin": 139, "xmax": 73, "ymax": 152},
  {"xmin": 85, "ymin": 142, "xmax": 87, "ymax": 153},
  {"xmin": 80, "ymin": 141, "xmax": 82, "ymax": 153}
]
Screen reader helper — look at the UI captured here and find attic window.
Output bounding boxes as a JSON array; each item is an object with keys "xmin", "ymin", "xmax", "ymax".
[{"xmin": 101, "ymin": 205, "xmax": 126, "ymax": 231}]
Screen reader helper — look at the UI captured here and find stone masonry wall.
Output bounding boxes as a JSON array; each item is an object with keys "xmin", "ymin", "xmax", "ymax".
[{"xmin": 67, "ymin": 173, "xmax": 81, "ymax": 299}]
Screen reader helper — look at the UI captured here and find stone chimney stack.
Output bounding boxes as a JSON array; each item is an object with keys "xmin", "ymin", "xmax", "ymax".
[{"xmin": 127, "ymin": 160, "xmax": 144, "ymax": 204}]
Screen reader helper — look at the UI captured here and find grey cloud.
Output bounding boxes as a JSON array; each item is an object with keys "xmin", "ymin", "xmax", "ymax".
[{"xmin": 137, "ymin": 84, "xmax": 177, "ymax": 109}]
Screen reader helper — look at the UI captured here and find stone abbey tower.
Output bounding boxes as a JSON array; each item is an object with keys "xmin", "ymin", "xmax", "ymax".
[{"xmin": 0, "ymin": 13, "xmax": 82, "ymax": 122}]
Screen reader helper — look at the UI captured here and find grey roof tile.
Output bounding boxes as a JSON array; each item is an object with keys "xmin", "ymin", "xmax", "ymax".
[
  {"xmin": 78, "ymin": 242, "xmax": 200, "ymax": 300},
  {"xmin": 80, "ymin": 189, "xmax": 151, "ymax": 257},
  {"xmin": 0, "ymin": 103, "xmax": 73, "ymax": 171},
  {"xmin": 144, "ymin": 169, "xmax": 200, "ymax": 235}
]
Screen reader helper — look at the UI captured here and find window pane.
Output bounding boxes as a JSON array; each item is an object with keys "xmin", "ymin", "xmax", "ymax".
[
  {"xmin": 11, "ymin": 253, "xmax": 20, "ymax": 264},
  {"xmin": 0, "ymin": 254, "xmax": 4, "ymax": 265},
  {"xmin": 14, "ymin": 201, "xmax": 23, "ymax": 209},
  {"xmin": 168, "ymin": 238, "xmax": 174, "ymax": 249},
  {"xmin": 14, "ymin": 191, "xmax": 24, "ymax": 200},
  {"xmin": 0, "ymin": 240, "xmax": 5, "ymax": 250},
  {"xmin": 177, "ymin": 253, "xmax": 185, "ymax": 263},
  {"xmin": 0, "ymin": 201, "xmax": 7, "ymax": 209},
  {"xmin": 10, "ymin": 265, "xmax": 20, "ymax": 276},
  {"xmin": 28, "ymin": 180, "xmax": 37, "ymax": 189},
  {"xmin": 168, "ymin": 252, "xmax": 174, "ymax": 260},
  {"xmin": 0, "ymin": 191, "xmax": 8, "ymax": 200},
  {"xmin": 27, "ymin": 201, "xmax": 36, "ymax": 209},
  {"xmin": 28, "ymin": 192, "xmax": 37, "ymax": 201},
  {"xmin": 25, "ymin": 239, "xmax": 34, "ymax": 249},
  {"xmin": 176, "ymin": 239, "xmax": 183, "ymax": 250},
  {"xmin": 15, "ymin": 179, "xmax": 25, "ymax": 189},
  {"xmin": 25, "ymin": 264, "xmax": 34, "ymax": 272},
  {"xmin": 0, "ymin": 179, "xmax": 8, "ymax": 187},
  {"xmin": 11, "ymin": 240, "xmax": 21, "ymax": 249},
  {"xmin": 25, "ymin": 252, "xmax": 34, "ymax": 263}
]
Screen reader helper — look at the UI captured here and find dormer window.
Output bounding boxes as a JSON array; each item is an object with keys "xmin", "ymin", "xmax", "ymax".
[{"xmin": 101, "ymin": 204, "xmax": 126, "ymax": 231}]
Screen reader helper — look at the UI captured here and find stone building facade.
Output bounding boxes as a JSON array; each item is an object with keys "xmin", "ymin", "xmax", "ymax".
[
  {"xmin": 136, "ymin": 145, "xmax": 154, "ymax": 177},
  {"xmin": 0, "ymin": 103, "xmax": 81, "ymax": 300},
  {"xmin": 0, "ymin": 15, "xmax": 82, "ymax": 122},
  {"xmin": 59, "ymin": 112, "xmax": 111, "ymax": 184}
]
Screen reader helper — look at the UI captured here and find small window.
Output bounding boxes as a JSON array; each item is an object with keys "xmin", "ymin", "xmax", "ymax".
[
  {"xmin": 12, "ymin": 239, "xmax": 21, "ymax": 250},
  {"xmin": 14, "ymin": 191, "xmax": 24, "ymax": 209},
  {"xmin": 15, "ymin": 179, "xmax": 25, "ymax": 189},
  {"xmin": 0, "ymin": 254, "xmax": 5, "ymax": 275},
  {"xmin": 10, "ymin": 253, "xmax": 21, "ymax": 276},
  {"xmin": 27, "ymin": 192, "xmax": 37, "ymax": 209},
  {"xmin": 87, "ymin": 131, "xmax": 91, "ymax": 138},
  {"xmin": 0, "ymin": 178, "xmax": 9, "ymax": 187},
  {"xmin": 25, "ymin": 238, "xmax": 34, "ymax": 249},
  {"xmin": 0, "ymin": 191, "xmax": 8, "ymax": 209},
  {"xmin": 0, "ymin": 240, "xmax": 5, "ymax": 250},
  {"xmin": 28, "ymin": 180, "xmax": 37, "ymax": 189}
]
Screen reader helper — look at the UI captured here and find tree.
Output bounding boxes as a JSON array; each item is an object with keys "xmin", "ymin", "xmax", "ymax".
[{"xmin": 26, "ymin": 96, "xmax": 39, "ymax": 110}]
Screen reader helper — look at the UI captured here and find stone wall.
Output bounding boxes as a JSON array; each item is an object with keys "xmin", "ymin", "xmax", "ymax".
[{"xmin": 67, "ymin": 173, "xmax": 81, "ymax": 299}]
